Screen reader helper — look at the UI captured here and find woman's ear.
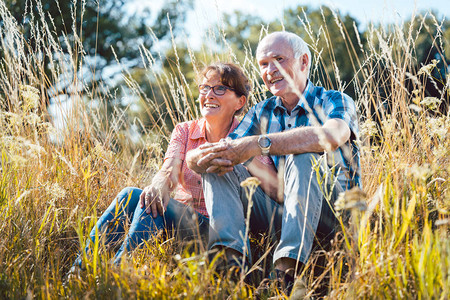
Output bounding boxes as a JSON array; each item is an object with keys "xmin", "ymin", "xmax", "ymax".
[{"xmin": 236, "ymin": 95, "xmax": 246, "ymax": 111}]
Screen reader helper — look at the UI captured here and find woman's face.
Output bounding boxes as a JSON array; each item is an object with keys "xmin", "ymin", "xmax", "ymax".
[{"xmin": 199, "ymin": 70, "xmax": 245, "ymax": 124}]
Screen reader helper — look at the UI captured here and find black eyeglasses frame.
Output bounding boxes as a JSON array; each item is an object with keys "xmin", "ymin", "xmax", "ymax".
[{"xmin": 198, "ymin": 84, "xmax": 235, "ymax": 96}]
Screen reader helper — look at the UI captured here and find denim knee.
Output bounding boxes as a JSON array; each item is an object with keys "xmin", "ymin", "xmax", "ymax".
[{"xmin": 116, "ymin": 187, "xmax": 141, "ymax": 206}]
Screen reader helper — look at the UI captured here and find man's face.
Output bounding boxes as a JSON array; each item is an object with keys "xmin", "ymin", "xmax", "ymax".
[{"xmin": 256, "ymin": 36, "xmax": 308, "ymax": 103}]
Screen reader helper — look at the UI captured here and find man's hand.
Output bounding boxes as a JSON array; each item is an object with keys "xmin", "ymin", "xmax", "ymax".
[
  {"xmin": 186, "ymin": 141, "xmax": 232, "ymax": 174},
  {"xmin": 196, "ymin": 142, "xmax": 233, "ymax": 175}
]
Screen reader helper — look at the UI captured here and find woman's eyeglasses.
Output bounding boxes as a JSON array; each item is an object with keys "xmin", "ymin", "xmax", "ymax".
[{"xmin": 198, "ymin": 84, "xmax": 234, "ymax": 96}]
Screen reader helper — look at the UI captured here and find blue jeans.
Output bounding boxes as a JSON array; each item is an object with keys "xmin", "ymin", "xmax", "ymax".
[
  {"xmin": 75, "ymin": 187, "xmax": 209, "ymax": 266},
  {"xmin": 202, "ymin": 153, "xmax": 342, "ymax": 265}
]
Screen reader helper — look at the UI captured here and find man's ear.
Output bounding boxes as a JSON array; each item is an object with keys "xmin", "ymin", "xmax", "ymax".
[{"xmin": 300, "ymin": 53, "xmax": 309, "ymax": 71}]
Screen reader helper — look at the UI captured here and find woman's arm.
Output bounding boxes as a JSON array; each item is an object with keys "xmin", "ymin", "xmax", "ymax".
[
  {"xmin": 246, "ymin": 158, "xmax": 282, "ymax": 204},
  {"xmin": 186, "ymin": 148, "xmax": 207, "ymax": 174},
  {"xmin": 140, "ymin": 158, "xmax": 183, "ymax": 218}
]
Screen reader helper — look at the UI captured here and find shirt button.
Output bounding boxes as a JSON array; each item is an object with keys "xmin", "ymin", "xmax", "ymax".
[
  {"xmin": 288, "ymin": 124, "xmax": 292, "ymax": 128},
  {"xmin": 198, "ymin": 181, "xmax": 201, "ymax": 184}
]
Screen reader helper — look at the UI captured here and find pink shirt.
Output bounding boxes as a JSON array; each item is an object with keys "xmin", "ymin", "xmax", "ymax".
[{"xmin": 164, "ymin": 117, "xmax": 272, "ymax": 217}]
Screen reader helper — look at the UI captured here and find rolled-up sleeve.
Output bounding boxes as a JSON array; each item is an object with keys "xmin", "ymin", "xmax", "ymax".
[
  {"xmin": 324, "ymin": 92, "xmax": 359, "ymax": 136},
  {"xmin": 164, "ymin": 123, "xmax": 187, "ymax": 161}
]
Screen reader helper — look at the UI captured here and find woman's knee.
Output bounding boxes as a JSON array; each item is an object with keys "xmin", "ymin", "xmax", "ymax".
[
  {"xmin": 117, "ymin": 187, "xmax": 141, "ymax": 200},
  {"xmin": 116, "ymin": 187, "xmax": 142, "ymax": 206},
  {"xmin": 103, "ymin": 187, "xmax": 142, "ymax": 221}
]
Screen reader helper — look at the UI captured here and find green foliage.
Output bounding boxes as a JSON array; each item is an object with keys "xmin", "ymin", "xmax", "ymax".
[
  {"xmin": 281, "ymin": 6, "xmax": 365, "ymax": 96},
  {"xmin": 2, "ymin": 0, "xmax": 193, "ymax": 103},
  {"xmin": 0, "ymin": 0, "xmax": 449, "ymax": 298}
]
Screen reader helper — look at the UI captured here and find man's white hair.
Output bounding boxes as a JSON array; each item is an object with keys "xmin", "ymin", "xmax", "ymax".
[{"xmin": 257, "ymin": 31, "xmax": 312, "ymax": 77}]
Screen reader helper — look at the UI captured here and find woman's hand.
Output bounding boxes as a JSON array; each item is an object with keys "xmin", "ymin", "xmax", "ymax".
[
  {"xmin": 139, "ymin": 175, "xmax": 171, "ymax": 218},
  {"xmin": 139, "ymin": 158, "xmax": 182, "ymax": 218}
]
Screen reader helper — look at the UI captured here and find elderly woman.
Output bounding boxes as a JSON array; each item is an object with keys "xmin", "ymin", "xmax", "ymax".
[{"xmin": 72, "ymin": 62, "xmax": 278, "ymax": 269}]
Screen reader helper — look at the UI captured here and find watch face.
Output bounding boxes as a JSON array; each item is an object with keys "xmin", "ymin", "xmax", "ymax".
[{"xmin": 259, "ymin": 137, "xmax": 271, "ymax": 148}]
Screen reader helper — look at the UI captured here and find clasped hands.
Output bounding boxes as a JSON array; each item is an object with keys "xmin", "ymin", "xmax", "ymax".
[{"xmin": 195, "ymin": 137, "xmax": 247, "ymax": 176}]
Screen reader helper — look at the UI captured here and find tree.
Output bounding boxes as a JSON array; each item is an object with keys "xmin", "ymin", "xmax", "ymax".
[
  {"xmin": 221, "ymin": 11, "xmax": 265, "ymax": 59},
  {"xmin": 120, "ymin": 42, "xmax": 209, "ymax": 140},
  {"xmin": 280, "ymin": 6, "xmax": 365, "ymax": 99},
  {"xmin": 1, "ymin": 0, "xmax": 193, "ymax": 103}
]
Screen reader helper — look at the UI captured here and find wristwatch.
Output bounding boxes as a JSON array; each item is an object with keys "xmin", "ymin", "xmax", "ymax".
[{"xmin": 257, "ymin": 134, "xmax": 272, "ymax": 155}]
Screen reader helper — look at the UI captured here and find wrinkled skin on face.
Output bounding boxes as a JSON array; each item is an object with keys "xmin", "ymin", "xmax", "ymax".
[{"xmin": 256, "ymin": 35, "xmax": 309, "ymax": 112}]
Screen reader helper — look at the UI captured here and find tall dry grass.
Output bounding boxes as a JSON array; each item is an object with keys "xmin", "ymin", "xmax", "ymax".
[{"xmin": 0, "ymin": 0, "xmax": 449, "ymax": 298}]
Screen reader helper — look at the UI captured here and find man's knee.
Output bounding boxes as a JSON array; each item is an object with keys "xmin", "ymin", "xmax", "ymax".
[
  {"xmin": 283, "ymin": 153, "xmax": 325, "ymax": 195},
  {"xmin": 202, "ymin": 166, "xmax": 249, "ymax": 202},
  {"xmin": 203, "ymin": 165, "xmax": 246, "ymax": 183},
  {"xmin": 286, "ymin": 152, "xmax": 322, "ymax": 171},
  {"xmin": 202, "ymin": 172, "xmax": 219, "ymax": 184}
]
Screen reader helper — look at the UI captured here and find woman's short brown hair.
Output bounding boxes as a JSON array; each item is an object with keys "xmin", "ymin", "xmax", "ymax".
[{"xmin": 200, "ymin": 62, "xmax": 251, "ymax": 115}]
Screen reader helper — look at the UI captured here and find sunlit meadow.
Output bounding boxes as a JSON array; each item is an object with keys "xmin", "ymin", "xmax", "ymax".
[{"xmin": 0, "ymin": 1, "xmax": 449, "ymax": 298}]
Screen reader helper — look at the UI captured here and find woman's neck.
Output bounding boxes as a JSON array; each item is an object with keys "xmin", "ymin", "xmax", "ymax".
[{"xmin": 205, "ymin": 117, "xmax": 233, "ymax": 143}]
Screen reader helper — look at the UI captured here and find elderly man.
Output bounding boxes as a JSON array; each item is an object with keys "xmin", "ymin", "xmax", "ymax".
[{"xmin": 187, "ymin": 31, "xmax": 360, "ymax": 293}]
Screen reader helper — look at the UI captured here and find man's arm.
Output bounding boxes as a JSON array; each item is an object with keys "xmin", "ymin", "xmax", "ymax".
[
  {"xmin": 197, "ymin": 118, "xmax": 351, "ymax": 174},
  {"xmin": 267, "ymin": 118, "xmax": 350, "ymax": 155}
]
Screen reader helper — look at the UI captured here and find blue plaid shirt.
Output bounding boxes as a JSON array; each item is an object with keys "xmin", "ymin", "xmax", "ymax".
[{"xmin": 229, "ymin": 81, "xmax": 361, "ymax": 189}]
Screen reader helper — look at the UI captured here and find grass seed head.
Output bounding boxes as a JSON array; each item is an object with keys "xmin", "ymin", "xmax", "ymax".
[{"xmin": 19, "ymin": 85, "xmax": 40, "ymax": 112}]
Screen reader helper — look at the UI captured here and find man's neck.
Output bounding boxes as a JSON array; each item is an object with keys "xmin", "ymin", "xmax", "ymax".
[
  {"xmin": 280, "ymin": 80, "xmax": 308, "ymax": 114},
  {"xmin": 280, "ymin": 94, "xmax": 300, "ymax": 114}
]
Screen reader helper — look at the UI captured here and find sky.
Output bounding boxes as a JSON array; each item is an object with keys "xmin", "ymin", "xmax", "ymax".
[
  {"xmin": 147, "ymin": 0, "xmax": 450, "ymax": 48},
  {"xmin": 189, "ymin": 0, "xmax": 449, "ymax": 25}
]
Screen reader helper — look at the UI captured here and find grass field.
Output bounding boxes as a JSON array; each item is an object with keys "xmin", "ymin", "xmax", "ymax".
[{"xmin": 0, "ymin": 1, "xmax": 449, "ymax": 298}]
